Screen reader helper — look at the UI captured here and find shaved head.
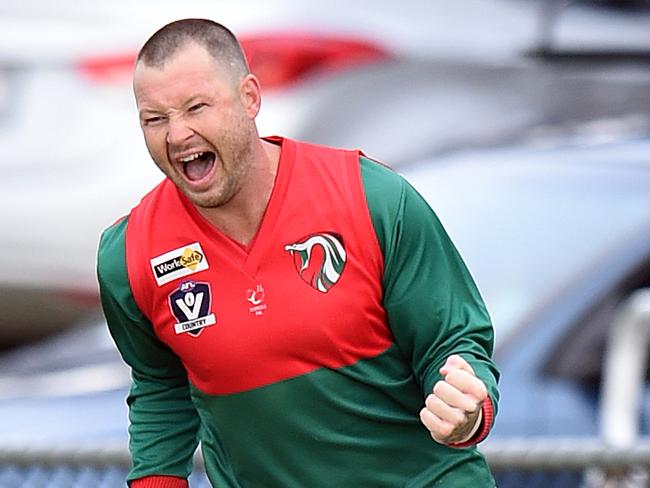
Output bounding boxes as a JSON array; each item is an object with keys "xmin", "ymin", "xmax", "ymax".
[{"xmin": 137, "ymin": 18, "xmax": 250, "ymax": 83}]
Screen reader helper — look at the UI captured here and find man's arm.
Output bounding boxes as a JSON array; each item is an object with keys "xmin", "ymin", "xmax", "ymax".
[
  {"xmin": 360, "ymin": 156, "xmax": 499, "ymax": 446},
  {"xmin": 97, "ymin": 217, "xmax": 200, "ymax": 487}
]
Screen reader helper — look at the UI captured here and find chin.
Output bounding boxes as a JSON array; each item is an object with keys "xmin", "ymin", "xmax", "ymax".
[{"xmin": 187, "ymin": 190, "xmax": 229, "ymax": 209}]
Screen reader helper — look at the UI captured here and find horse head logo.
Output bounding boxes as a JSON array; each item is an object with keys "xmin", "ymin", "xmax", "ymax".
[{"xmin": 284, "ymin": 232, "xmax": 346, "ymax": 293}]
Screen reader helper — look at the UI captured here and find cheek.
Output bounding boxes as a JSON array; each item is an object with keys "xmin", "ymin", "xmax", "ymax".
[
  {"xmin": 201, "ymin": 106, "xmax": 244, "ymax": 141},
  {"xmin": 143, "ymin": 130, "xmax": 169, "ymax": 161}
]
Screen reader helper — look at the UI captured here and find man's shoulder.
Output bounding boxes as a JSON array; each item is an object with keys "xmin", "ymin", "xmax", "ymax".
[
  {"xmin": 96, "ymin": 214, "xmax": 130, "ymax": 291},
  {"xmin": 98, "ymin": 215, "xmax": 129, "ymax": 265},
  {"xmin": 97, "ymin": 177, "xmax": 170, "ymax": 268},
  {"xmin": 359, "ymin": 155, "xmax": 408, "ymax": 205},
  {"xmin": 286, "ymin": 136, "xmax": 360, "ymax": 158}
]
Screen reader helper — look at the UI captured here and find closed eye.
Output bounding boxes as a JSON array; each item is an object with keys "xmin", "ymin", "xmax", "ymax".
[
  {"xmin": 188, "ymin": 102, "xmax": 207, "ymax": 113},
  {"xmin": 142, "ymin": 115, "xmax": 166, "ymax": 126}
]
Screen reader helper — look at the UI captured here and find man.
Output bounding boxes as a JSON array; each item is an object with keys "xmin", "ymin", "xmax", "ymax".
[{"xmin": 97, "ymin": 18, "xmax": 499, "ymax": 488}]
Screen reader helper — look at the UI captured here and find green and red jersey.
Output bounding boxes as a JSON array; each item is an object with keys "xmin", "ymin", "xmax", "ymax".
[{"xmin": 97, "ymin": 137, "xmax": 499, "ymax": 487}]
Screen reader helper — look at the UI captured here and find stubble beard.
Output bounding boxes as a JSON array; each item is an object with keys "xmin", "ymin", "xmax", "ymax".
[{"xmin": 185, "ymin": 128, "xmax": 254, "ymax": 210}]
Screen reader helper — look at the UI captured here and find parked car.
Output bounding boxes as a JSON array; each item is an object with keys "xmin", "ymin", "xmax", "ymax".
[
  {"xmin": 0, "ymin": 0, "xmax": 537, "ymax": 346},
  {"xmin": 4, "ymin": 0, "xmax": 650, "ymax": 346}
]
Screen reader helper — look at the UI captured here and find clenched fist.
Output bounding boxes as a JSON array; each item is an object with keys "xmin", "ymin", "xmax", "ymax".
[{"xmin": 419, "ymin": 354, "xmax": 487, "ymax": 445}]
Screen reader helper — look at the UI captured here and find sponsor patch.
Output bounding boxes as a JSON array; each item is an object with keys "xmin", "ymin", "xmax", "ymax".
[
  {"xmin": 150, "ymin": 242, "xmax": 209, "ymax": 286},
  {"xmin": 169, "ymin": 280, "xmax": 216, "ymax": 336}
]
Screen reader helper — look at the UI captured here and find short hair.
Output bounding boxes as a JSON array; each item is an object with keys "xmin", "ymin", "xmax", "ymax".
[{"xmin": 137, "ymin": 18, "xmax": 250, "ymax": 80}]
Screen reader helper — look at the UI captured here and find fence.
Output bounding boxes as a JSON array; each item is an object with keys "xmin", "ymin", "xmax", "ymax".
[{"xmin": 2, "ymin": 438, "xmax": 650, "ymax": 487}]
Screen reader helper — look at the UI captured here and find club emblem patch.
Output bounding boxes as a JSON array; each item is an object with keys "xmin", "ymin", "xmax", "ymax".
[
  {"xmin": 168, "ymin": 280, "xmax": 216, "ymax": 336},
  {"xmin": 246, "ymin": 284, "xmax": 267, "ymax": 316},
  {"xmin": 150, "ymin": 242, "xmax": 209, "ymax": 286},
  {"xmin": 284, "ymin": 232, "xmax": 346, "ymax": 293}
]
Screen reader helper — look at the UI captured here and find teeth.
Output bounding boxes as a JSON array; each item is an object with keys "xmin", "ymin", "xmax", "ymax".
[{"xmin": 179, "ymin": 152, "xmax": 203, "ymax": 163}]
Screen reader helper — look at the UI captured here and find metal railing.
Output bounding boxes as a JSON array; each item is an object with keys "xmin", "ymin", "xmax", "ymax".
[
  {"xmin": 2, "ymin": 438, "xmax": 650, "ymax": 487},
  {"xmin": 1, "ymin": 438, "xmax": 649, "ymax": 471}
]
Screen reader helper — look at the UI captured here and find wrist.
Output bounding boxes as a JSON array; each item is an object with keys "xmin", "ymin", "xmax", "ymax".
[
  {"xmin": 456, "ymin": 408, "xmax": 482, "ymax": 444},
  {"xmin": 449, "ymin": 395, "xmax": 495, "ymax": 448}
]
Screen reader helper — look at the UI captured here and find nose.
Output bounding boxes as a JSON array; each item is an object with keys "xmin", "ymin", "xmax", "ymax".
[{"xmin": 166, "ymin": 119, "xmax": 194, "ymax": 146}]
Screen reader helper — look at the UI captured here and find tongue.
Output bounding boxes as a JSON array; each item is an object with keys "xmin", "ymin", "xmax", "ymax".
[{"xmin": 185, "ymin": 156, "xmax": 213, "ymax": 181}]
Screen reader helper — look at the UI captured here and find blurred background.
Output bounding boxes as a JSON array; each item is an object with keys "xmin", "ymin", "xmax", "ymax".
[{"xmin": 1, "ymin": 0, "xmax": 650, "ymax": 486}]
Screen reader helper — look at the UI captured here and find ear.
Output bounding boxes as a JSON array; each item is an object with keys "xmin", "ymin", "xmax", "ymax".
[{"xmin": 240, "ymin": 74, "xmax": 262, "ymax": 119}]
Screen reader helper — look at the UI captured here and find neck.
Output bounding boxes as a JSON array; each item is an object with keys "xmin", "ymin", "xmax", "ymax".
[{"xmin": 196, "ymin": 138, "xmax": 281, "ymax": 246}]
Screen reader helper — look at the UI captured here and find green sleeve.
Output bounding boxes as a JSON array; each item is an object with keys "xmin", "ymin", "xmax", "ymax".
[
  {"xmin": 360, "ymin": 157, "xmax": 499, "ymax": 414},
  {"xmin": 97, "ymin": 217, "xmax": 200, "ymax": 483}
]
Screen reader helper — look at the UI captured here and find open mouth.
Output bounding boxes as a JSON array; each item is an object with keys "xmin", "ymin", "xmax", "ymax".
[{"xmin": 180, "ymin": 151, "xmax": 216, "ymax": 181}]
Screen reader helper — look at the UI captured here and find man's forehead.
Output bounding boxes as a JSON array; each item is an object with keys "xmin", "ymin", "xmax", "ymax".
[
  {"xmin": 136, "ymin": 42, "xmax": 213, "ymax": 73},
  {"xmin": 134, "ymin": 51, "xmax": 215, "ymax": 94},
  {"xmin": 133, "ymin": 54, "xmax": 238, "ymax": 109}
]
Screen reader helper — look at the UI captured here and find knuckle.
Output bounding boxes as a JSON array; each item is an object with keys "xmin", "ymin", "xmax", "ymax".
[
  {"xmin": 438, "ymin": 422, "xmax": 454, "ymax": 438},
  {"xmin": 452, "ymin": 410, "xmax": 466, "ymax": 426},
  {"xmin": 433, "ymin": 381, "xmax": 446, "ymax": 396},
  {"xmin": 418, "ymin": 409, "xmax": 428, "ymax": 426},
  {"xmin": 419, "ymin": 407, "xmax": 431, "ymax": 422},
  {"xmin": 425, "ymin": 394, "xmax": 437, "ymax": 410},
  {"xmin": 470, "ymin": 382, "xmax": 488, "ymax": 403},
  {"xmin": 468, "ymin": 399, "xmax": 483, "ymax": 414},
  {"xmin": 446, "ymin": 368, "xmax": 464, "ymax": 384}
]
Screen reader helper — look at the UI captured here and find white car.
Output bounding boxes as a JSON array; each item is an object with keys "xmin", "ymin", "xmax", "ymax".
[{"xmin": 2, "ymin": 0, "xmax": 650, "ymax": 344}]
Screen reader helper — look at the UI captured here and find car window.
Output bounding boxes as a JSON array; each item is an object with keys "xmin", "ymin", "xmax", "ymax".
[
  {"xmin": 543, "ymin": 256, "xmax": 650, "ymax": 384},
  {"xmin": 403, "ymin": 150, "xmax": 650, "ymax": 347}
]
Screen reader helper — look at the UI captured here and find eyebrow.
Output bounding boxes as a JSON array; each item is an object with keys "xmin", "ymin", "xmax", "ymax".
[
  {"xmin": 138, "ymin": 108, "xmax": 164, "ymax": 119},
  {"xmin": 183, "ymin": 95, "xmax": 206, "ymax": 107},
  {"xmin": 138, "ymin": 95, "xmax": 208, "ymax": 118}
]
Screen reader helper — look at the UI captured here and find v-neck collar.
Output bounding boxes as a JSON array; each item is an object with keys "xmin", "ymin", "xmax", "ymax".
[{"xmin": 177, "ymin": 136, "xmax": 295, "ymax": 279}]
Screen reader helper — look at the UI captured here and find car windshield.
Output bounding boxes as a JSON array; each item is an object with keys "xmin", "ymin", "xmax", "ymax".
[{"xmin": 402, "ymin": 141, "xmax": 650, "ymax": 347}]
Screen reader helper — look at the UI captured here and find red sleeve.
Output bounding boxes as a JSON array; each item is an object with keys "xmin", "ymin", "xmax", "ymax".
[
  {"xmin": 131, "ymin": 476, "xmax": 189, "ymax": 488},
  {"xmin": 449, "ymin": 395, "xmax": 495, "ymax": 448}
]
